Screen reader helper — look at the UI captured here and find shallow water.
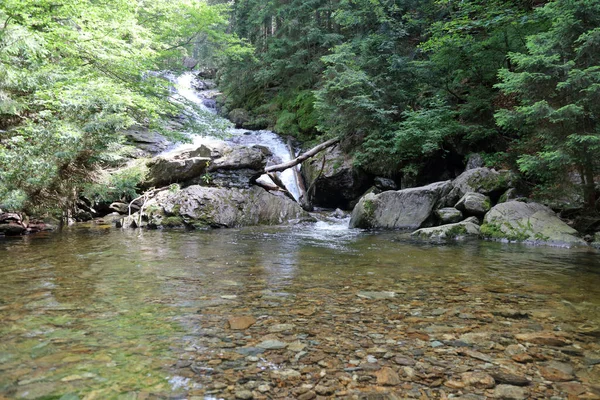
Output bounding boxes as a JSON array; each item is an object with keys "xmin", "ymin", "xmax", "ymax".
[{"xmin": 1, "ymin": 223, "xmax": 599, "ymax": 399}]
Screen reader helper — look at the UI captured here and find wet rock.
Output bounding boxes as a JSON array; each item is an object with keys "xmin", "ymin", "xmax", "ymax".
[
  {"xmin": 540, "ymin": 361, "xmax": 575, "ymax": 382},
  {"xmin": 374, "ymin": 177, "xmax": 397, "ymax": 191},
  {"xmin": 514, "ymin": 332, "xmax": 570, "ymax": 347},
  {"xmin": 124, "ymin": 128, "xmax": 171, "ymax": 154},
  {"xmin": 350, "ymin": 181, "xmax": 452, "ymax": 229},
  {"xmin": 435, "ymin": 207, "xmax": 463, "ymax": 224},
  {"xmin": 375, "ymin": 367, "xmax": 401, "ymax": 386},
  {"xmin": 461, "ymin": 371, "xmax": 496, "ymax": 389},
  {"xmin": 235, "ymin": 389, "xmax": 253, "ymax": 399},
  {"xmin": 257, "ymin": 340, "xmax": 287, "ymax": 350},
  {"xmin": 357, "ymin": 291, "xmax": 396, "ymax": 300},
  {"xmin": 298, "ymin": 391, "xmax": 316, "ymax": 400},
  {"xmin": 455, "ymin": 192, "xmax": 491, "ymax": 216},
  {"xmin": 449, "ymin": 167, "xmax": 514, "ymax": 201},
  {"xmin": 482, "ymin": 202, "xmax": 587, "ymax": 247},
  {"xmin": 228, "ymin": 316, "xmax": 256, "ymax": 330},
  {"xmin": 494, "ymin": 385, "xmax": 527, "ymax": 400},
  {"xmin": 411, "ymin": 217, "xmax": 480, "ymax": 241},
  {"xmin": 491, "ymin": 372, "xmax": 531, "ymax": 387},
  {"xmin": 268, "ymin": 323, "xmax": 294, "ymax": 333}
]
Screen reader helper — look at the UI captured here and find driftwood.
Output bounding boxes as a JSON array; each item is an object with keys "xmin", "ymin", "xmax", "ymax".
[{"xmin": 265, "ymin": 138, "xmax": 339, "ymax": 173}]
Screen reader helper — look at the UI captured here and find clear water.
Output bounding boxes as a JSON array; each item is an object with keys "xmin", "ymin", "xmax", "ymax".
[{"xmin": 1, "ymin": 224, "xmax": 599, "ymax": 398}]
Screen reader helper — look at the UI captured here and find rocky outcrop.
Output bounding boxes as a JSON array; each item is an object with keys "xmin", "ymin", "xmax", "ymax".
[
  {"xmin": 412, "ymin": 217, "xmax": 480, "ymax": 241},
  {"xmin": 302, "ymin": 146, "xmax": 372, "ymax": 209},
  {"xmin": 349, "ymin": 181, "xmax": 452, "ymax": 229},
  {"xmin": 481, "ymin": 202, "xmax": 587, "ymax": 247},
  {"xmin": 228, "ymin": 108, "xmax": 250, "ymax": 128},
  {"xmin": 145, "ymin": 143, "xmax": 268, "ymax": 189},
  {"xmin": 119, "ymin": 185, "xmax": 309, "ymax": 229},
  {"xmin": 124, "ymin": 128, "xmax": 171, "ymax": 155},
  {"xmin": 455, "ymin": 192, "xmax": 491, "ymax": 216}
]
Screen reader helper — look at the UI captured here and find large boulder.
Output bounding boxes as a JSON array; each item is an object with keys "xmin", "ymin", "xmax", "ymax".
[
  {"xmin": 119, "ymin": 185, "xmax": 309, "ymax": 229},
  {"xmin": 481, "ymin": 201, "xmax": 587, "ymax": 247},
  {"xmin": 435, "ymin": 207, "xmax": 463, "ymax": 224},
  {"xmin": 455, "ymin": 192, "xmax": 491, "ymax": 216},
  {"xmin": 124, "ymin": 128, "xmax": 171, "ymax": 155},
  {"xmin": 448, "ymin": 168, "xmax": 514, "ymax": 203},
  {"xmin": 302, "ymin": 146, "xmax": 372, "ymax": 209},
  {"xmin": 412, "ymin": 217, "xmax": 480, "ymax": 241},
  {"xmin": 349, "ymin": 181, "xmax": 452, "ymax": 229},
  {"xmin": 145, "ymin": 143, "xmax": 268, "ymax": 189}
]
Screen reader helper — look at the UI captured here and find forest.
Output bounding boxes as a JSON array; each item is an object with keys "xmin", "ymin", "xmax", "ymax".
[{"xmin": 1, "ymin": 0, "xmax": 599, "ymax": 216}]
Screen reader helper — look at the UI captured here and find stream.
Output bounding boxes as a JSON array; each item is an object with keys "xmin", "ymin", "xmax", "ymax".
[{"xmin": 1, "ymin": 224, "xmax": 599, "ymax": 399}]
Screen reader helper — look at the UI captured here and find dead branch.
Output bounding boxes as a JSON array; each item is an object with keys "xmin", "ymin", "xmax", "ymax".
[{"xmin": 265, "ymin": 138, "xmax": 339, "ymax": 173}]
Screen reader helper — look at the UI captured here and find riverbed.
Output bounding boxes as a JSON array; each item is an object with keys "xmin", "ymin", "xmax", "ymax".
[{"xmin": 1, "ymin": 220, "xmax": 599, "ymax": 399}]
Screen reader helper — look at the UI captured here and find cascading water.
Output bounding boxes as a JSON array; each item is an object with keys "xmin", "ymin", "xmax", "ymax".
[{"xmin": 166, "ymin": 72, "xmax": 301, "ymax": 201}]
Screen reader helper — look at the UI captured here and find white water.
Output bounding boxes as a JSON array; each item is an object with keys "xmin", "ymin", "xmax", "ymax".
[{"xmin": 168, "ymin": 72, "xmax": 301, "ymax": 201}]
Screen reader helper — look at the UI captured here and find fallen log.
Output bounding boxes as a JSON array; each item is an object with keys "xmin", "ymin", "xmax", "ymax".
[{"xmin": 265, "ymin": 138, "xmax": 339, "ymax": 173}]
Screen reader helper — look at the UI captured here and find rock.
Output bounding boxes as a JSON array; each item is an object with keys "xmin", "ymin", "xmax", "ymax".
[
  {"xmin": 235, "ymin": 389, "xmax": 253, "ymax": 399},
  {"xmin": 350, "ymin": 181, "xmax": 452, "ymax": 229},
  {"xmin": 0, "ymin": 222, "xmax": 26, "ymax": 236},
  {"xmin": 461, "ymin": 371, "xmax": 496, "ymax": 389},
  {"xmin": 146, "ymin": 155, "xmax": 211, "ymax": 188},
  {"xmin": 481, "ymin": 202, "xmax": 587, "ymax": 247},
  {"xmin": 411, "ymin": 217, "xmax": 480, "ymax": 241},
  {"xmin": 121, "ymin": 185, "xmax": 308, "ymax": 229},
  {"xmin": 491, "ymin": 372, "xmax": 531, "ymax": 387},
  {"xmin": 124, "ymin": 128, "xmax": 171, "ymax": 154},
  {"xmin": 466, "ymin": 153, "xmax": 485, "ymax": 170},
  {"xmin": 455, "ymin": 192, "xmax": 491, "ymax": 216},
  {"xmin": 302, "ymin": 146, "xmax": 372, "ymax": 209},
  {"xmin": 540, "ymin": 361, "xmax": 575, "ymax": 382},
  {"xmin": 435, "ymin": 207, "xmax": 463, "ymax": 224},
  {"xmin": 375, "ymin": 367, "xmax": 401, "ymax": 386},
  {"xmin": 229, "ymin": 108, "xmax": 250, "ymax": 128},
  {"xmin": 449, "ymin": 168, "xmax": 514, "ymax": 202},
  {"xmin": 514, "ymin": 332, "xmax": 570, "ymax": 346},
  {"xmin": 268, "ymin": 323, "xmax": 294, "ymax": 333},
  {"xmin": 374, "ymin": 177, "xmax": 397, "ymax": 191},
  {"xmin": 257, "ymin": 340, "xmax": 287, "ymax": 350},
  {"xmin": 494, "ymin": 384, "xmax": 527, "ymax": 400},
  {"xmin": 109, "ymin": 202, "xmax": 130, "ymax": 214},
  {"xmin": 228, "ymin": 316, "xmax": 256, "ymax": 330},
  {"xmin": 357, "ymin": 291, "xmax": 396, "ymax": 300},
  {"xmin": 297, "ymin": 391, "xmax": 316, "ymax": 400}
]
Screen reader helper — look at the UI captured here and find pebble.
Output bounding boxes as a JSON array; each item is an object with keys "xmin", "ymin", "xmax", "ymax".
[{"xmin": 494, "ymin": 384, "xmax": 527, "ymax": 399}]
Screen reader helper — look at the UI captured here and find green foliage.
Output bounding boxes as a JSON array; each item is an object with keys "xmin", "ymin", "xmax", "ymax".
[
  {"xmin": 83, "ymin": 161, "xmax": 149, "ymax": 204},
  {"xmin": 495, "ymin": 0, "xmax": 600, "ymax": 207},
  {"xmin": 0, "ymin": 0, "xmax": 233, "ymax": 213}
]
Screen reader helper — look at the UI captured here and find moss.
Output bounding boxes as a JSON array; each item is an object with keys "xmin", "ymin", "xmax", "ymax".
[
  {"xmin": 363, "ymin": 199, "xmax": 375, "ymax": 219},
  {"xmin": 480, "ymin": 222, "xmax": 530, "ymax": 241},
  {"xmin": 446, "ymin": 224, "xmax": 468, "ymax": 238},
  {"xmin": 483, "ymin": 197, "xmax": 492, "ymax": 210},
  {"xmin": 160, "ymin": 216, "xmax": 184, "ymax": 227}
]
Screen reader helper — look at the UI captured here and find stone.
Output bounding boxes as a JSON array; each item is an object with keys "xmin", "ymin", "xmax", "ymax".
[
  {"xmin": 491, "ymin": 372, "xmax": 531, "ymax": 387},
  {"xmin": 124, "ymin": 128, "xmax": 171, "ymax": 154},
  {"xmin": 494, "ymin": 384, "xmax": 527, "ymax": 400},
  {"xmin": 146, "ymin": 155, "xmax": 211, "ymax": 188},
  {"xmin": 455, "ymin": 192, "xmax": 491, "ymax": 216},
  {"xmin": 450, "ymin": 167, "xmax": 514, "ymax": 200},
  {"xmin": 461, "ymin": 371, "xmax": 496, "ymax": 389},
  {"xmin": 302, "ymin": 146, "xmax": 373, "ymax": 209},
  {"xmin": 350, "ymin": 181, "xmax": 452, "ymax": 229},
  {"xmin": 411, "ymin": 218, "xmax": 480, "ymax": 241},
  {"xmin": 228, "ymin": 316, "xmax": 256, "ymax": 330},
  {"xmin": 514, "ymin": 332, "xmax": 570, "ymax": 347},
  {"xmin": 235, "ymin": 389, "xmax": 253, "ymax": 399},
  {"xmin": 375, "ymin": 367, "xmax": 401, "ymax": 386},
  {"xmin": 481, "ymin": 202, "xmax": 587, "ymax": 247},
  {"xmin": 435, "ymin": 207, "xmax": 463, "ymax": 224},
  {"xmin": 257, "ymin": 340, "xmax": 287, "ymax": 350},
  {"xmin": 374, "ymin": 177, "xmax": 397, "ymax": 191},
  {"xmin": 357, "ymin": 291, "xmax": 396, "ymax": 300},
  {"xmin": 121, "ymin": 185, "xmax": 309, "ymax": 229},
  {"xmin": 268, "ymin": 323, "xmax": 294, "ymax": 333},
  {"xmin": 0, "ymin": 222, "xmax": 26, "ymax": 236},
  {"xmin": 540, "ymin": 361, "xmax": 575, "ymax": 382},
  {"xmin": 465, "ymin": 153, "xmax": 485, "ymax": 170},
  {"xmin": 229, "ymin": 108, "xmax": 250, "ymax": 128}
]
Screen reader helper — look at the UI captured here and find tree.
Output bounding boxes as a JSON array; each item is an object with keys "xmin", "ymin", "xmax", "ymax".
[
  {"xmin": 0, "ymin": 0, "xmax": 230, "ymax": 214},
  {"xmin": 495, "ymin": 0, "xmax": 600, "ymax": 208}
]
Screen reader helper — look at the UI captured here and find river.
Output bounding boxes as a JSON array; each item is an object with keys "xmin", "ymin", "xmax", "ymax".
[{"xmin": 1, "ymin": 221, "xmax": 599, "ymax": 399}]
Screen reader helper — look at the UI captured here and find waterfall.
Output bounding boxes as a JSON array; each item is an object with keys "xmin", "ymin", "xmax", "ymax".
[{"xmin": 167, "ymin": 72, "xmax": 301, "ymax": 201}]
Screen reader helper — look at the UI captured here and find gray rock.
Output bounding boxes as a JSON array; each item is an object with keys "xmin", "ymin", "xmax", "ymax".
[
  {"xmin": 229, "ymin": 108, "xmax": 250, "ymax": 128},
  {"xmin": 481, "ymin": 202, "xmax": 587, "ymax": 247},
  {"xmin": 302, "ymin": 146, "xmax": 372, "ymax": 209},
  {"xmin": 449, "ymin": 168, "xmax": 514, "ymax": 203},
  {"xmin": 120, "ymin": 185, "xmax": 308, "ymax": 229},
  {"xmin": 146, "ymin": 156, "xmax": 211, "ymax": 188},
  {"xmin": 124, "ymin": 128, "xmax": 171, "ymax": 154},
  {"xmin": 357, "ymin": 291, "xmax": 396, "ymax": 300},
  {"xmin": 374, "ymin": 177, "xmax": 397, "ymax": 191},
  {"xmin": 257, "ymin": 340, "xmax": 287, "ymax": 350},
  {"xmin": 350, "ymin": 181, "xmax": 452, "ymax": 229},
  {"xmin": 235, "ymin": 389, "xmax": 253, "ymax": 399},
  {"xmin": 411, "ymin": 217, "xmax": 480, "ymax": 241},
  {"xmin": 455, "ymin": 192, "xmax": 491, "ymax": 216},
  {"xmin": 494, "ymin": 384, "xmax": 527, "ymax": 400},
  {"xmin": 465, "ymin": 153, "xmax": 485, "ymax": 170},
  {"xmin": 435, "ymin": 207, "xmax": 463, "ymax": 224},
  {"xmin": 0, "ymin": 222, "xmax": 26, "ymax": 236}
]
